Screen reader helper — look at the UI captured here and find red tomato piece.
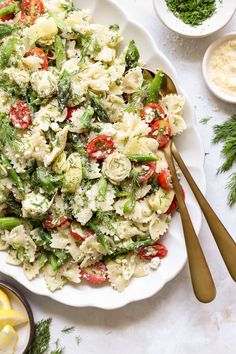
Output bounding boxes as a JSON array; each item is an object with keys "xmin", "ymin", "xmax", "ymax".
[
  {"xmin": 81, "ymin": 262, "xmax": 107, "ymax": 283},
  {"xmin": 139, "ymin": 242, "xmax": 168, "ymax": 261},
  {"xmin": 43, "ymin": 216, "xmax": 70, "ymax": 229},
  {"xmin": 166, "ymin": 185, "xmax": 185, "ymax": 215},
  {"xmin": 157, "ymin": 168, "xmax": 173, "ymax": 190},
  {"xmin": 86, "ymin": 135, "xmax": 115, "ymax": 160},
  {"xmin": 66, "ymin": 106, "xmax": 80, "ymax": 121},
  {"xmin": 138, "ymin": 162, "xmax": 156, "ymax": 183},
  {"xmin": 141, "ymin": 103, "xmax": 166, "ymax": 123},
  {"xmin": 69, "ymin": 222, "xmax": 95, "ymax": 241},
  {"xmin": 148, "ymin": 120, "xmax": 171, "ymax": 148},
  {"xmin": 21, "ymin": 0, "xmax": 45, "ymax": 25},
  {"xmin": 26, "ymin": 48, "xmax": 48, "ymax": 70},
  {"xmin": 166, "ymin": 196, "xmax": 178, "ymax": 215},
  {"xmin": 1, "ymin": 13, "xmax": 14, "ymax": 21},
  {"xmin": 10, "ymin": 101, "xmax": 31, "ymax": 129}
]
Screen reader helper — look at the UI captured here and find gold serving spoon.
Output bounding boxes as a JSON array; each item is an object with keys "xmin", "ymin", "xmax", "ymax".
[{"xmin": 143, "ymin": 68, "xmax": 236, "ymax": 300}]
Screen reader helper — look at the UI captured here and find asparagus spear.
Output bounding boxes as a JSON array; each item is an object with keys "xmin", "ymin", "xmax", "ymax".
[
  {"xmin": 0, "ymin": 217, "xmax": 22, "ymax": 229},
  {"xmin": 88, "ymin": 91, "xmax": 109, "ymax": 122},
  {"xmin": 123, "ymin": 190, "xmax": 136, "ymax": 214},
  {"xmin": 125, "ymin": 40, "xmax": 140, "ymax": 71},
  {"xmin": 0, "ymin": 24, "xmax": 16, "ymax": 39},
  {"xmin": 125, "ymin": 154, "xmax": 157, "ymax": 162},
  {"xmin": 98, "ymin": 175, "xmax": 107, "ymax": 201},
  {"xmin": 1, "ymin": 154, "xmax": 25, "ymax": 195},
  {"xmin": 88, "ymin": 222, "xmax": 110, "ymax": 254},
  {"xmin": 0, "ymin": 2, "xmax": 20, "ymax": 19},
  {"xmin": 104, "ymin": 238, "xmax": 153, "ymax": 260},
  {"xmin": 55, "ymin": 35, "xmax": 66, "ymax": 71},
  {"xmin": 145, "ymin": 69, "xmax": 164, "ymax": 104},
  {"xmin": 58, "ymin": 70, "xmax": 71, "ymax": 112},
  {"xmin": 80, "ymin": 105, "xmax": 94, "ymax": 129}
]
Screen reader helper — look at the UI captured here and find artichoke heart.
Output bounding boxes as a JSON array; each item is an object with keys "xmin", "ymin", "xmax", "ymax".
[{"xmin": 102, "ymin": 152, "xmax": 131, "ymax": 184}]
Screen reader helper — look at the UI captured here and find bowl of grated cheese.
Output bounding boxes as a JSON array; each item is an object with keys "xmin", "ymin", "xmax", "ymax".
[{"xmin": 202, "ymin": 32, "xmax": 236, "ymax": 104}]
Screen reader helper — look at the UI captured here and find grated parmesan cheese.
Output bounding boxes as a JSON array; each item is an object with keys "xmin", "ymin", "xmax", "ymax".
[{"xmin": 209, "ymin": 39, "xmax": 236, "ymax": 97}]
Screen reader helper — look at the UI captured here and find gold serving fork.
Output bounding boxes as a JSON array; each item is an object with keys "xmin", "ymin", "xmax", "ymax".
[{"xmin": 143, "ymin": 68, "xmax": 236, "ymax": 303}]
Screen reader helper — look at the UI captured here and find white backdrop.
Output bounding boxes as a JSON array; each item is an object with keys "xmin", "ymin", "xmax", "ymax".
[{"xmin": 1, "ymin": 1, "xmax": 236, "ymax": 353}]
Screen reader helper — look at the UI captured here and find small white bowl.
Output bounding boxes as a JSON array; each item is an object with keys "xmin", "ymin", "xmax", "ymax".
[
  {"xmin": 202, "ymin": 32, "xmax": 236, "ymax": 104},
  {"xmin": 0, "ymin": 281, "xmax": 34, "ymax": 354},
  {"xmin": 153, "ymin": 0, "xmax": 236, "ymax": 38}
]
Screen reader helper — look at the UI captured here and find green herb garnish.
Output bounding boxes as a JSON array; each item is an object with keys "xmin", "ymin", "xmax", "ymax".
[
  {"xmin": 28, "ymin": 318, "xmax": 52, "ymax": 354},
  {"xmin": 226, "ymin": 173, "xmax": 236, "ymax": 207},
  {"xmin": 212, "ymin": 114, "xmax": 236, "ymax": 205},
  {"xmin": 213, "ymin": 115, "xmax": 236, "ymax": 173},
  {"xmin": 61, "ymin": 326, "xmax": 75, "ymax": 334},
  {"xmin": 200, "ymin": 116, "xmax": 212, "ymax": 125},
  {"xmin": 50, "ymin": 339, "xmax": 64, "ymax": 354},
  {"xmin": 165, "ymin": 0, "xmax": 217, "ymax": 26}
]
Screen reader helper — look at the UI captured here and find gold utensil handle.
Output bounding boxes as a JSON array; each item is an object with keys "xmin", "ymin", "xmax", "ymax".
[
  {"xmin": 172, "ymin": 143, "xmax": 236, "ymax": 282},
  {"xmin": 164, "ymin": 142, "xmax": 216, "ymax": 303}
]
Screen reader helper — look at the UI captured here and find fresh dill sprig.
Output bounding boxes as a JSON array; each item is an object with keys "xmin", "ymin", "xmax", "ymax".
[
  {"xmin": 212, "ymin": 115, "xmax": 236, "ymax": 144},
  {"xmin": 226, "ymin": 173, "xmax": 236, "ymax": 207},
  {"xmin": 50, "ymin": 339, "xmax": 64, "ymax": 354},
  {"xmin": 75, "ymin": 335, "xmax": 82, "ymax": 345},
  {"xmin": 28, "ymin": 318, "xmax": 52, "ymax": 354},
  {"xmin": 212, "ymin": 115, "xmax": 236, "ymax": 173},
  {"xmin": 199, "ymin": 116, "xmax": 212, "ymax": 125},
  {"xmin": 61, "ymin": 326, "xmax": 75, "ymax": 334},
  {"xmin": 212, "ymin": 115, "xmax": 236, "ymax": 205}
]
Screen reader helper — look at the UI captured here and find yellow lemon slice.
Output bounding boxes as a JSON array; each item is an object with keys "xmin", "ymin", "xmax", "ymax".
[
  {"xmin": 0, "ymin": 290, "xmax": 11, "ymax": 310},
  {"xmin": 0, "ymin": 309, "xmax": 28, "ymax": 331},
  {"xmin": 0, "ymin": 324, "xmax": 19, "ymax": 354}
]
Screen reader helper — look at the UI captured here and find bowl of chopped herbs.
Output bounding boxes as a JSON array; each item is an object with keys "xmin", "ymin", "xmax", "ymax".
[{"xmin": 153, "ymin": 0, "xmax": 236, "ymax": 38}]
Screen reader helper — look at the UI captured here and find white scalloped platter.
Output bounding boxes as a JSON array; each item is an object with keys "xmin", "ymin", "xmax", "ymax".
[{"xmin": 0, "ymin": 0, "xmax": 206, "ymax": 309}]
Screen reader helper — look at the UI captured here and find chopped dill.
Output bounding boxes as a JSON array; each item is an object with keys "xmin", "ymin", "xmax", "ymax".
[
  {"xmin": 200, "ymin": 116, "xmax": 212, "ymax": 125},
  {"xmin": 76, "ymin": 335, "xmax": 82, "ymax": 345},
  {"xmin": 61, "ymin": 326, "xmax": 75, "ymax": 334}
]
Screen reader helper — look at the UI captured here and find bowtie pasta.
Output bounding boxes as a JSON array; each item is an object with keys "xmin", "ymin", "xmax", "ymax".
[{"xmin": 0, "ymin": 0, "xmax": 186, "ymax": 292}]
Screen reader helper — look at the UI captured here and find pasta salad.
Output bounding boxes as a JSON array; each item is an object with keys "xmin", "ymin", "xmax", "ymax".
[{"xmin": 0, "ymin": 0, "xmax": 186, "ymax": 292}]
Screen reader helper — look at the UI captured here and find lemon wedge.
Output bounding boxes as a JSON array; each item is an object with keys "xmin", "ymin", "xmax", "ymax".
[
  {"xmin": 0, "ymin": 324, "xmax": 18, "ymax": 354},
  {"xmin": 0, "ymin": 290, "xmax": 11, "ymax": 310},
  {"xmin": 0, "ymin": 309, "xmax": 28, "ymax": 331}
]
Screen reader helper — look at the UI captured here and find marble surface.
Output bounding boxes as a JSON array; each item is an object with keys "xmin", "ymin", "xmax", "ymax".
[{"xmin": 1, "ymin": 1, "xmax": 236, "ymax": 353}]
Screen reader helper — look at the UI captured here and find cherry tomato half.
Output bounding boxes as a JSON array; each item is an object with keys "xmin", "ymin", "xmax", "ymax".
[
  {"xmin": 69, "ymin": 222, "xmax": 95, "ymax": 241},
  {"xmin": 139, "ymin": 242, "xmax": 168, "ymax": 261},
  {"xmin": 10, "ymin": 101, "xmax": 31, "ymax": 129},
  {"xmin": 148, "ymin": 120, "xmax": 171, "ymax": 148},
  {"xmin": 86, "ymin": 135, "xmax": 115, "ymax": 160},
  {"xmin": 141, "ymin": 103, "xmax": 166, "ymax": 124},
  {"xmin": 26, "ymin": 48, "xmax": 48, "ymax": 70},
  {"xmin": 166, "ymin": 185, "xmax": 185, "ymax": 215},
  {"xmin": 81, "ymin": 262, "xmax": 107, "ymax": 283},
  {"xmin": 21, "ymin": 0, "xmax": 45, "ymax": 25},
  {"xmin": 138, "ymin": 162, "xmax": 156, "ymax": 183},
  {"xmin": 43, "ymin": 216, "xmax": 70, "ymax": 229},
  {"xmin": 157, "ymin": 168, "xmax": 173, "ymax": 190},
  {"xmin": 0, "ymin": 0, "xmax": 14, "ymax": 21},
  {"xmin": 66, "ymin": 106, "xmax": 80, "ymax": 121}
]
